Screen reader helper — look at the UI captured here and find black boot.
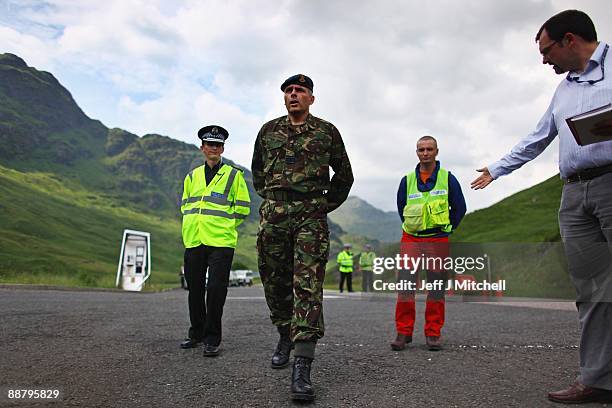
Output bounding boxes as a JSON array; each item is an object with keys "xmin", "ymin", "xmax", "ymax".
[
  {"xmin": 291, "ymin": 356, "xmax": 315, "ymax": 401},
  {"xmin": 271, "ymin": 326, "xmax": 293, "ymax": 369}
]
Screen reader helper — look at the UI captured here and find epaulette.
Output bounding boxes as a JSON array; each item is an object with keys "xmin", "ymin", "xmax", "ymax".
[{"xmin": 228, "ymin": 164, "xmax": 244, "ymax": 172}]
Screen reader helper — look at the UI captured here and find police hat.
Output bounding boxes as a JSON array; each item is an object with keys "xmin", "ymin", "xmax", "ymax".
[
  {"xmin": 343, "ymin": 243, "xmax": 352, "ymax": 248},
  {"xmin": 280, "ymin": 74, "xmax": 314, "ymax": 92},
  {"xmin": 197, "ymin": 125, "xmax": 228, "ymax": 144}
]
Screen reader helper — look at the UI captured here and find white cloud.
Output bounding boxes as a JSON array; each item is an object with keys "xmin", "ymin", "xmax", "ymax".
[
  {"xmin": 0, "ymin": 25, "xmax": 55, "ymax": 68},
  {"xmin": 1, "ymin": 0, "xmax": 611, "ymax": 213}
]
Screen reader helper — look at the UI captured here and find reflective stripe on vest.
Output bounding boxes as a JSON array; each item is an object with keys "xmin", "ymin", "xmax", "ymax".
[
  {"xmin": 402, "ymin": 168, "xmax": 451, "ymax": 237},
  {"xmin": 337, "ymin": 251, "xmax": 354, "ymax": 273}
]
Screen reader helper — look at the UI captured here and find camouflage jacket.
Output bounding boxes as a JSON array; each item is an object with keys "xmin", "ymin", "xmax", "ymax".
[{"xmin": 251, "ymin": 114, "xmax": 354, "ymax": 212}]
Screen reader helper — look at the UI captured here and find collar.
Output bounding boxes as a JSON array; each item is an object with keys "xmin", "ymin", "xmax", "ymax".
[
  {"xmin": 206, "ymin": 159, "xmax": 223, "ymax": 172},
  {"xmin": 416, "ymin": 161, "xmax": 440, "ymax": 176},
  {"xmin": 282, "ymin": 113, "xmax": 316, "ymax": 132},
  {"xmin": 567, "ymin": 41, "xmax": 607, "ymax": 81}
]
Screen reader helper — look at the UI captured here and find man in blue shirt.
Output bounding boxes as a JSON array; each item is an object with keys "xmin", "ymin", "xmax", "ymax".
[{"xmin": 472, "ymin": 10, "xmax": 612, "ymax": 404}]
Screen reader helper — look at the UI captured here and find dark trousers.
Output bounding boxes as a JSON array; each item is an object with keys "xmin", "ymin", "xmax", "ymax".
[
  {"xmin": 184, "ymin": 244, "xmax": 234, "ymax": 346},
  {"xmin": 339, "ymin": 272, "xmax": 353, "ymax": 292},
  {"xmin": 362, "ymin": 269, "xmax": 373, "ymax": 292}
]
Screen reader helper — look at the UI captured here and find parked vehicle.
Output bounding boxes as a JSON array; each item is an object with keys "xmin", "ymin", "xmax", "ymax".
[{"xmin": 227, "ymin": 270, "xmax": 254, "ymax": 287}]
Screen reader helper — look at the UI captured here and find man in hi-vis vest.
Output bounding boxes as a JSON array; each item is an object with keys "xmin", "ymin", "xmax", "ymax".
[
  {"xmin": 179, "ymin": 125, "xmax": 250, "ymax": 357},
  {"xmin": 391, "ymin": 136, "xmax": 466, "ymax": 352},
  {"xmin": 359, "ymin": 244, "xmax": 376, "ymax": 292}
]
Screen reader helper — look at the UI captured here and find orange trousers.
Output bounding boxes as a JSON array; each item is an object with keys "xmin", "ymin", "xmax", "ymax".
[{"xmin": 395, "ymin": 232, "xmax": 449, "ymax": 337}]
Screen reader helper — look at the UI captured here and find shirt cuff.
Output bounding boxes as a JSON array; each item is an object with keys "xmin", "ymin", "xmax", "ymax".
[{"xmin": 487, "ymin": 161, "xmax": 506, "ymax": 180}]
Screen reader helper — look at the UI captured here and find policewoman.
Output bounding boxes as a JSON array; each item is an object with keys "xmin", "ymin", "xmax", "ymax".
[{"xmin": 180, "ymin": 125, "xmax": 250, "ymax": 357}]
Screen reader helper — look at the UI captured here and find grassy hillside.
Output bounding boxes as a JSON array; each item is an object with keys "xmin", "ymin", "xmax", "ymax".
[{"xmin": 453, "ymin": 174, "xmax": 563, "ymax": 242}]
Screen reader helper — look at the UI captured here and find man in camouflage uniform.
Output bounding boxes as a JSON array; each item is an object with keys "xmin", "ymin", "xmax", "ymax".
[{"xmin": 251, "ymin": 74, "xmax": 353, "ymax": 401}]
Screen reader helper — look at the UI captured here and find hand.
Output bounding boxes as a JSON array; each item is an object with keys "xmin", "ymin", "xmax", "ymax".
[{"xmin": 471, "ymin": 167, "xmax": 494, "ymax": 190}]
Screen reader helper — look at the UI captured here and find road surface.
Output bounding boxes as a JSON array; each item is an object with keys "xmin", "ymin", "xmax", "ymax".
[{"xmin": 0, "ymin": 286, "xmax": 586, "ymax": 407}]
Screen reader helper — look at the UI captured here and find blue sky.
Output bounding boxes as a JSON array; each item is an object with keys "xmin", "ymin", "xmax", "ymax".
[{"xmin": 1, "ymin": 0, "xmax": 611, "ymax": 212}]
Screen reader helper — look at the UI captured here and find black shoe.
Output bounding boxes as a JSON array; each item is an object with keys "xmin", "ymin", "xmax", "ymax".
[
  {"xmin": 291, "ymin": 357, "xmax": 315, "ymax": 401},
  {"xmin": 426, "ymin": 336, "xmax": 442, "ymax": 351},
  {"xmin": 271, "ymin": 326, "xmax": 294, "ymax": 369},
  {"xmin": 203, "ymin": 344, "xmax": 220, "ymax": 357},
  {"xmin": 390, "ymin": 334, "xmax": 412, "ymax": 351},
  {"xmin": 180, "ymin": 338, "xmax": 203, "ymax": 349}
]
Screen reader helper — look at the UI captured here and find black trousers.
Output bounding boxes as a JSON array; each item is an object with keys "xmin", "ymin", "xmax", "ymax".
[
  {"xmin": 339, "ymin": 272, "xmax": 353, "ymax": 292},
  {"xmin": 362, "ymin": 269, "xmax": 374, "ymax": 292},
  {"xmin": 184, "ymin": 245, "xmax": 234, "ymax": 346}
]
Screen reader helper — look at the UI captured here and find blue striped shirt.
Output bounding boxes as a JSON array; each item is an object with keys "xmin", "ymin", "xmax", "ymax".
[{"xmin": 489, "ymin": 42, "xmax": 612, "ymax": 179}]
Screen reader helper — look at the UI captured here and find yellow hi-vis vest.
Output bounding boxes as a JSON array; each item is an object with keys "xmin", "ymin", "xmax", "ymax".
[
  {"xmin": 359, "ymin": 251, "xmax": 376, "ymax": 271},
  {"xmin": 337, "ymin": 250, "xmax": 354, "ymax": 273},
  {"xmin": 181, "ymin": 163, "xmax": 250, "ymax": 248},
  {"xmin": 402, "ymin": 168, "xmax": 451, "ymax": 237}
]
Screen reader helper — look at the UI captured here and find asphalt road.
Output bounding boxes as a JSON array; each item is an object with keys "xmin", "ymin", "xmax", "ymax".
[{"xmin": 0, "ymin": 286, "xmax": 598, "ymax": 407}]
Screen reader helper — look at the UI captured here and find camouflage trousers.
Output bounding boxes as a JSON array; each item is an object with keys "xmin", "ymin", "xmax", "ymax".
[{"xmin": 257, "ymin": 197, "xmax": 330, "ymax": 342}]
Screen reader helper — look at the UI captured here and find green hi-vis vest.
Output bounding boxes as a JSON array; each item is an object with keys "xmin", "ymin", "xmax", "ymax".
[
  {"xmin": 359, "ymin": 251, "xmax": 376, "ymax": 271},
  {"xmin": 402, "ymin": 168, "xmax": 451, "ymax": 237},
  {"xmin": 181, "ymin": 163, "xmax": 251, "ymax": 249},
  {"xmin": 337, "ymin": 250, "xmax": 354, "ymax": 273}
]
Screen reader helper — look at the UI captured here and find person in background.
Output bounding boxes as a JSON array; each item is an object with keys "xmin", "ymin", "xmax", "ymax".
[
  {"xmin": 337, "ymin": 243, "xmax": 354, "ymax": 293},
  {"xmin": 359, "ymin": 244, "xmax": 376, "ymax": 292}
]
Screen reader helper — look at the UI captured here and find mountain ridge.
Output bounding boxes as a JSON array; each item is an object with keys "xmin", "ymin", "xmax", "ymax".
[{"xmin": 328, "ymin": 196, "xmax": 399, "ymax": 243}]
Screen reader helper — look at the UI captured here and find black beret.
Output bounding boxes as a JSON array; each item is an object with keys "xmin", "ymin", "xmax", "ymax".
[
  {"xmin": 197, "ymin": 125, "xmax": 228, "ymax": 144},
  {"xmin": 280, "ymin": 74, "xmax": 313, "ymax": 92}
]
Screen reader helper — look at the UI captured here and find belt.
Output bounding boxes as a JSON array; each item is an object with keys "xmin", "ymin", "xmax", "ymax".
[
  {"xmin": 263, "ymin": 190, "xmax": 324, "ymax": 201},
  {"xmin": 564, "ymin": 163, "xmax": 612, "ymax": 184}
]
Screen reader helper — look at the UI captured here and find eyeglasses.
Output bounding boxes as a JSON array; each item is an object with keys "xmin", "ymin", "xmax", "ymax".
[
  {"xmin": 566, "ymin": 44, "xmax": 608, "ymax": 85},
  {"xmin": 539, "ymin": 40, "xmax": 559, "ymax": 57}
]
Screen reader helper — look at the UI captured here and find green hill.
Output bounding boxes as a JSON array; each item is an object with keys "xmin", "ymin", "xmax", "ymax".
[
  {"xmin": 453, "ymin": 174, "xmax": 563, "ymax": 242},
  {"xmin": 453, "ymin": 175, "xmax": 572, "ymax": 298}
]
